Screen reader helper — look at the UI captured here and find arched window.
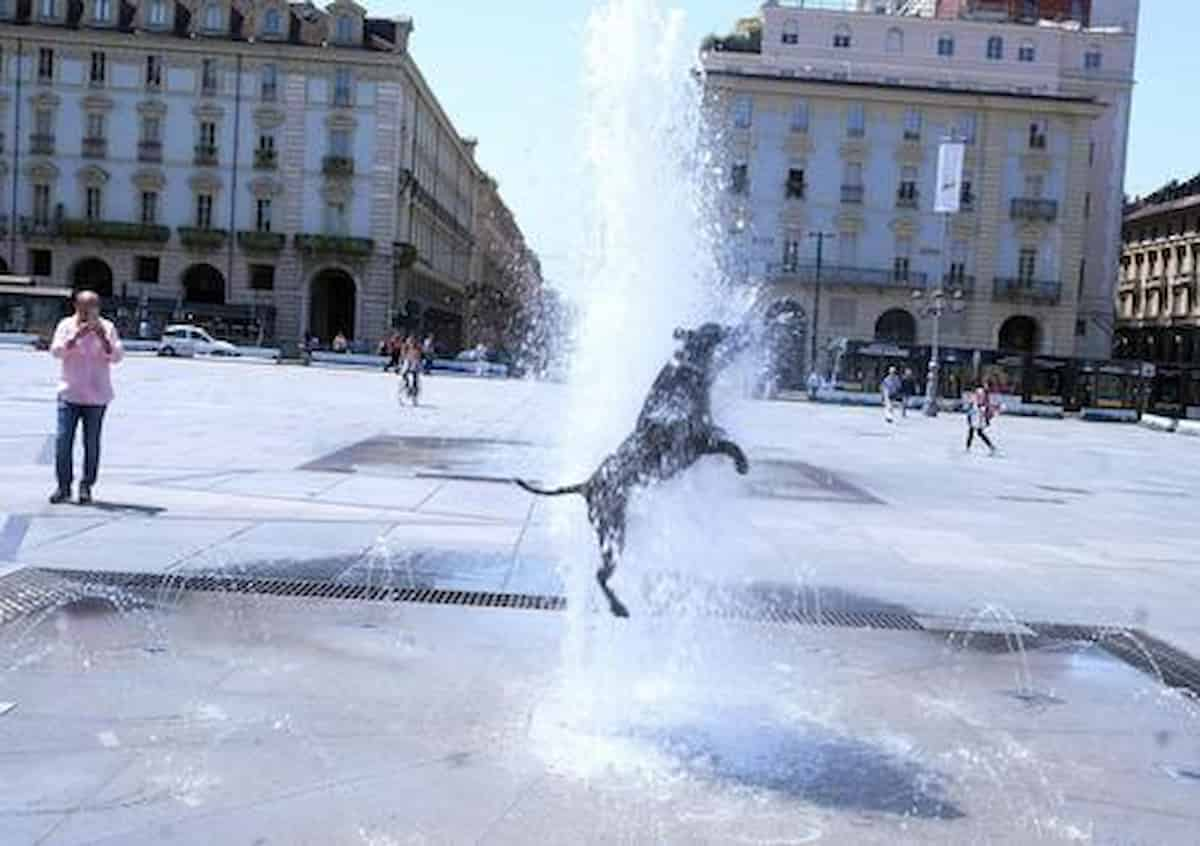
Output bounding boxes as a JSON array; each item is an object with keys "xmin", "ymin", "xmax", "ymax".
[
  {"xmin": 335, "ymin": 14, "xmax": 353, "ymax": 43},
  {"xmin": 263, "ymin": 7, "xmax": 281, "ymax": 35},
  {"xmin": 886, "ymin": 27, "xmax": 903, "ymax": 54},
  {"xmin": 1018, "ymin": 40, "xmax": 1036, "ymax": 62},
  {"xmin": 937, "ymin": 33, "xmax": 954, "ymax": 57},
  {"xmin": 203, "ymin": 3, "xmax": 222, "ymax": 31},
  {"xmin": 781, "ymin": 19, "xmax": 798, "ymax": 45},
  {"xmin": 832, "ymin": 24, "xmax": 851, "ymax": 49},
  {"xmin": 986, "ymin": 35, "xmax": 1003, "ymax": 60}
]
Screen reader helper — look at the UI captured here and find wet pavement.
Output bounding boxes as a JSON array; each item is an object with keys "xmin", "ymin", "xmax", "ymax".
[
  {"xmin": 3, "ymin": 593, "xmax": 1200, "ymax": 844},
  {"xmin": 3, "ymin": 350, "xmax": 1200, "ymax": 842}
]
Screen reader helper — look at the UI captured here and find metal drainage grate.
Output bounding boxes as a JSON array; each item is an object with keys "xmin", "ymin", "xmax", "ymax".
[
  {"xmin": 41, "ymin": 568, "xmax": 567, "ymax": 612},
  {"xmin": 6, "ymin": 568, "xmax": 1200, "ymax": 700},
  {"xmin": 0, "ymin": 568, "xmax": 143, "ymax": 626}
]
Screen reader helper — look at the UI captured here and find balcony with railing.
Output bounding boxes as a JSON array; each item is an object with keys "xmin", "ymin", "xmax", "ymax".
[
  {"xmin": 60, "ymin": 219, "xmax": 170, "ymax": 243},
  {"xmin": 293, "ymin": 233, "xmax": 374, "ymax": 257},
  {"xmin": 237, "ymin": 230, "xmax": 286, "ymax": 252},
  {"xmin": 993, "ymin": 277, "xmax": 1062, "ymax": 305},
  {"xmin": 841, "ymin": 184, "xmax": 864, "ymax": 204},
  {"xmin": 194, "ymin": 144, "xmax": 218, "ymax": 166},
  {"xmin": 81, "ymin": 136, "xmax": 107, "ymax": 159},
  {"xmin": 137, "ymin": 140, "xmax": 162, "ymax": 162},
  {"xmin": 29, "ymin": 133, "xmax": 55, "ymax": 155},
  {"xmin": 322, "ymin": 155, "xmax": 354, "ymax": 177},
  {"xmin": 254, "ymin": 148, "xmax": 278, "ymax": 169},
  {"xmin": 770, "ymin": 262, "xmax": 928, "ymax": 290},
  {"xmin": 1010, "ymin": 197, "xmax": 1058, "ymax": 222},
  {"xmin": 942, "ymin": 273, "xmax": 976, "ymax": 293},
  {"xmin": 178, "ymin": 226, "xmax": 229, "ymax": 249}
]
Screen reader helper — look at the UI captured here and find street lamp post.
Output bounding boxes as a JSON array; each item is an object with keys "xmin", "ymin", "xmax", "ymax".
[
  {"xmin": 911, "ymin": 286, "xmax": 965, "ymax": 417},
  {"xmin": 808, "ymin": 231, "xmax": 835, "ymax": 378}
]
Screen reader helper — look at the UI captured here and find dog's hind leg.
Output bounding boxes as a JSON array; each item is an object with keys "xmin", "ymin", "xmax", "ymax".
[
  {"xmin": 705, "ymin": 436, "xmax": 750, "ymax": 475},
  {"xmin": 594, "ymin": 515, "xmax": 629, "ymax": 618}
]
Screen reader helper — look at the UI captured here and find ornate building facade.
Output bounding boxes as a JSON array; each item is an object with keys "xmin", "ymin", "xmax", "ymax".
[
  {"xmin": 1116, "ymin": 175, "xmax": 1200, "ymax": 364},
  {"xmin": 701, "ymin": 0, "xmax": 1137, "ymax": 375},
  {"xmin": 0, "ymin": 0, "xmax": 534, "ymax": 353}
]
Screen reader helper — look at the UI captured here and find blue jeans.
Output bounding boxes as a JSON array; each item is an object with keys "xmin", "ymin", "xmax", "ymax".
[{"xmin": 55, "ymin": 400, "xmax": 107, "ymax": 492}]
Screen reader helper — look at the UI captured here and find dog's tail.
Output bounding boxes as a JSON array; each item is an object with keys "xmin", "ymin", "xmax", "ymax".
[{"xmin": 513, "ymin": 478, "xmax": 586, "ymax": 497}]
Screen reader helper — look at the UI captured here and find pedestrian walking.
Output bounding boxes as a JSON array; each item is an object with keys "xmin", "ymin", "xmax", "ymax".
[
  {"xmin": 881, "ymin": 366, "xmax": 902, "ymax": 424},
  {"xmin": 48, "ymin": 290, "xmax": 124, "ymax": 505},
  {"xmin": 422, "ymin": 333, "xmax": 436, "ymax": 374},
  {"xmin": 806, "ymin": 370, "xmax": 821, "ymax": 401},
  {"xmin": 399, "ymin": 335, "xmax": 423, "ymax": 406},
  {"xmin": 382, "ymin": 332, "xmax": 403, "ymax": 372},
  {"xmin": 965, "ymin": 385, "xmax": 997, "ymax": 454},
  {"xmin": 900, "ymin": 367, "xmax": 917, "ymax": 417}
]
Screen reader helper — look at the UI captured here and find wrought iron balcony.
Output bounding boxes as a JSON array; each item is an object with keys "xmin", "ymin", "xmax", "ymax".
[
  {"xmin": 138, "ymin": 140, "xmax": 162, "ymax": 162},
  {"xmin": 29, "ymin": 133, "xmax": 55, "ymax": 155},
  {"xmin": 177, "ymin": 226, "xmax": 229, "ymax": 249},
  {"xmin": 237, "ymin": 230, "xmax": 286, "ymax": 252},
  {"xmin": 942, "ymin": 273, "xmax": 975, "ymax": 293},
  {"xmin": 194, "ymin": 143, "xmax": 219, "ymax": 166},
  {"xmin": 293, "ymin": 233, "xmax": 374, "ymax": 257},
  {"xmin": 60, "ymin": 219, "xmax": 170, "ymax": 243},
  {"xmin": 1010, "ymin": 197, "xmax": 1058, "ymax": 222},
  {"xmin": 769, "ymin": 262, "xmax": 928, "ymax": 290},
  {"xmin": 841, "ymin": 184, "xmax": 864, "ymax": 204},
  {"xmin": 254, "ymin": 148, "xmax": 278, "ymax": 169},
  {"xmin": 81, "ymin": 136, "xmax": 107, "ymax": 159},
  {"xmin": 992, "ymin": 276, "xmax": 1061, "ymax": 304},
  {"xmin": 322, "ymin": 155, "xmax": 354, "ymax": 177}
]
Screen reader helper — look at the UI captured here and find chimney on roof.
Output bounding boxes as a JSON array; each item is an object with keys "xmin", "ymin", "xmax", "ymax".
[{"xmin": 395, "ymin": 15, "xmax": 413, "ymax": 51}]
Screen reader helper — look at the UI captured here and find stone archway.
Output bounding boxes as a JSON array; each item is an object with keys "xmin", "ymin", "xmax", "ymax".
[
  {"xmin": 72, "ymin": 257, "xmax": 113, "ymax": 298},
  {"xmin": 309, "ymin": 267, "xmax": 356, "ymax": 344},
  {"xmin": 182, "ymin": 263, "xmax": 226, "ymax": 305},
  {"xmin": 874, "ymin": 308, "xmax": 916, "ymax": 345},
  {"xmin": 998, "ymin": 315, "xmax": 1039, "ymax": 354}
]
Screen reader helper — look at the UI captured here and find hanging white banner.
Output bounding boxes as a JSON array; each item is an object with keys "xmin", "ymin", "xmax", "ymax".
[{"xmin": 935, "ymin": 141, "xmax": 966, "ymax": 213}]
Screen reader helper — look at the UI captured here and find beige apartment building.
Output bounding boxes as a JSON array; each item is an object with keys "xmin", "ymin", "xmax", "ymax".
[
  {"xmin": 1116, "ymin": 174, "xmax": 1200, "ymax": 365},
  {"xmin": 701, "ymin": 0, "xmax": 1136, "ymax": 385},
  {"xmin": 0, "ymin": 0, "xmax": 536, "ymax": 354}
]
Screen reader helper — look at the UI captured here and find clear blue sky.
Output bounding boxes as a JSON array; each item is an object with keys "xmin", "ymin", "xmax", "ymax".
[{"xmin": 380, "ymin": 1, "xmax": 1197, "ymax": 284}]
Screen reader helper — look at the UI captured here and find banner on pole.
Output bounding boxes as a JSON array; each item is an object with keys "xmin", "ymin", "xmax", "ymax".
[{"xmin": 935, "ymin": 141, "xmax": 966, "ymax": 213}]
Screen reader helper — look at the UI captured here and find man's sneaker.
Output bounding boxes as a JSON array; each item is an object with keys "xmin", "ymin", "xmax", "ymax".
[
  {"xmin": 78, "ymin": 485, "xmax": 93, "ymax": 505},
  {"xmin": 49, "ymin": 488, "xmax": 71, "ymax": 505}
]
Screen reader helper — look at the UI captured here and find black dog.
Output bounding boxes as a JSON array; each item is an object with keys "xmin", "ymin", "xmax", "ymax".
[{"xmin": 515, "ymin": 323, "xmax": 749, "ymax": 618}]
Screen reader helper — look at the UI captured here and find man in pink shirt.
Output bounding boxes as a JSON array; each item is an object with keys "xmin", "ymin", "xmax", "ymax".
[{"xmin": 48, "ymin": 289, "xmax": 124, "ymax": 504}]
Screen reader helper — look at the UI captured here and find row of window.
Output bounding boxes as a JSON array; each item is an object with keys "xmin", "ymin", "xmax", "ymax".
[
  {"xmin": 26, "ymin": 182, "xmax": 353, "ymax": 236},
  {"xmin": 777, "ymin": 233, "xmax": 1043, "ymax": 285},
  {"xmin": 730, "ymin": 96, "xmax": 1055, "ymax": 152},
  {"xmin": 1122, "ymin": 245, "xmax": 1200, "ymax": 279},
  {"xmin": 23, "ymin": 249, "xmax": 277, "ymax": 291},
  {"xmin": 782, "ymin": 20, "xmax": 1104, "ymax": 70},
  {"xmin": 26, "ymin": 47, "xmax": 356, "ymax": 105},
  {"xmin": 14, "ymin": 0, "xmax": 358, "ymax": 44},
  {"xmin": 1124, "ymin": 218, "xmax": 1200, "ymax": 244},
  {"xmin": 729, "ymin": 164, "xmax": 1071, "ymax": 211},
  {"xmin": 26, "ymin": 108, "xmax": 355, "ymax": 166}
]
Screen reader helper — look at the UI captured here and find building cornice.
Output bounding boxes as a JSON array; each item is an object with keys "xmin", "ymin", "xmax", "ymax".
[
  {"xmin": 703, "ymin": 68, "xmax": 1105, "ymax": 116},
  {"xmin": 0, "ymin": 22, "xmax": 407, "ymax": 71}
]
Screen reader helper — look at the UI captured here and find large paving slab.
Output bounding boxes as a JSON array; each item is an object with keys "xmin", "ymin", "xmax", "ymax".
[{"xmin": 1, "ymin": 594, "xmax": 1199, "ymax": 844}]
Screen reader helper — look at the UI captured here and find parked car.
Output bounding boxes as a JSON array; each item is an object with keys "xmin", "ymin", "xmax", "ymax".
[{"xmin": 158, "ymin": 325, "xmax": 240, "ymax": 358}]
